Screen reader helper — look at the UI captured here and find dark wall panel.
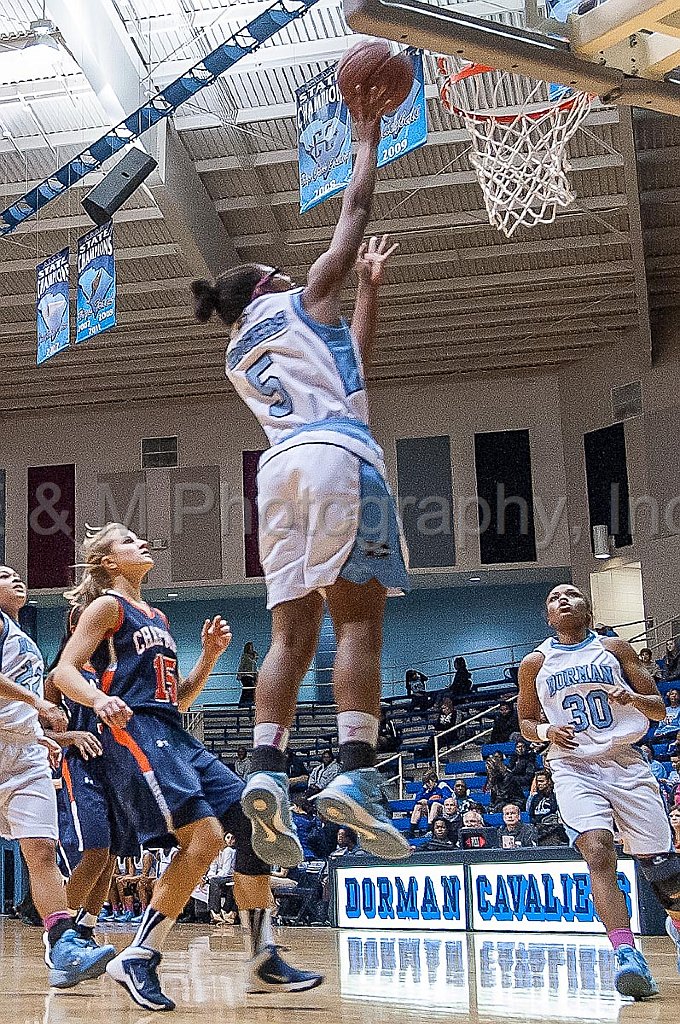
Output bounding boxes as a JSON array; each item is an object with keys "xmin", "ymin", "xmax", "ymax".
[
  {"xmin": 396, "ymin": 436, "xmax": 455, "ymax": 569},
  {"xmin": 97, "ymin": 471, "xmax": 147, "ymax": 536},
  {"xmin": 27, "ymin": 464, "xmax": 75, "ymax": 588},
  {"xmin": 474, "ymin": 430, "xmax": 537, "ymax": 564},
  {"xmin": 243, "ymin": 451, "xmax": 265, "ymax": 579},
  {"xmin": 170, "ymin": 465, "xmax": 223, "ymax": 582},
  {"xmin": 584, "ymin": 423, "xmax": 632, "ymax": 550}
]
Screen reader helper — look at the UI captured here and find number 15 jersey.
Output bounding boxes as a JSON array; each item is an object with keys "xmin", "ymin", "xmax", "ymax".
[
  {"xmin": 90, "ymin": 591, "xmax": 180, "ymax": 722},
  {"xmin": 535, "ymin": 630, "xmax": 648, "ymax": 759}
]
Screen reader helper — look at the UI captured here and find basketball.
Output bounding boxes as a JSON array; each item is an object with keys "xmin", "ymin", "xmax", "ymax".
[{"xmin": 337, "ymin": 41, "xmax": 414, "ymax": 116}]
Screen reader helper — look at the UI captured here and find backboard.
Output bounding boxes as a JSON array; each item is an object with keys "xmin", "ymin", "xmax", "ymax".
[{"xmin": 343, "ymin": 0, "xmax": 680, "ymax": 116}]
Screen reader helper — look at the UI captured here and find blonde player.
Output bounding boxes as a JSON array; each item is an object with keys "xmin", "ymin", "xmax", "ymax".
[{"xmin": 518, "ymin": 583, "xmax": 680, "ymax": 1000}]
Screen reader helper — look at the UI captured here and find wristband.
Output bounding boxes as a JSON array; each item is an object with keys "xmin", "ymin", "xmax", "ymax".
[{"xmin": 536, "ymin": 723, "xmax": 551, "ymax": 742}]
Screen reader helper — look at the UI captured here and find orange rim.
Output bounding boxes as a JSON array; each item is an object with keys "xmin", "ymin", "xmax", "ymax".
[{"xmin": 439, "ymin": 61, "xmax": 592, "ymax": 124}]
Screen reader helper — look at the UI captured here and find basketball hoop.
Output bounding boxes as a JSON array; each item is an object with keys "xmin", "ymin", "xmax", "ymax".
[{"xmin": 438, "ymin": 59, "xmax": 594, "ymax": 238}]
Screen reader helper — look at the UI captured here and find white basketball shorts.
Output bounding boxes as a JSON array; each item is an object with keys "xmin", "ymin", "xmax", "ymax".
[
  {"xmin": 550, "ymin": 746, "xmax": 672, "ymax": 856},
  {"xmin": 257, "ymin": 442, "xmax": 409, "ymax": 610},
  {"xmin": 0, "ymin": 741, "xmax": 58, "ymax": 842}
]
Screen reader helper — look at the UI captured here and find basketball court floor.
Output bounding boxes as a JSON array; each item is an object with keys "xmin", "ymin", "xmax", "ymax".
[{"xmin": 0, "ymin": 919, "xmax": 677, "ymax": 1024}]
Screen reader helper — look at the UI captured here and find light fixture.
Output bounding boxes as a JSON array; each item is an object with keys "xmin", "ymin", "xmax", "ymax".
[
  {"xmin": 0, "ymin": 10, "xmax": 65, "ymax": 85},
  {"xmin": 469, "ymin": 576, "xmax": 482, "ymax": 582},
  {"xmin": 593, "ymin": 524, "xmax": 612, "ymax": 560},
  {"xmin": 167, "ymin": 592, "xmax": 179, "ymax": 598}
]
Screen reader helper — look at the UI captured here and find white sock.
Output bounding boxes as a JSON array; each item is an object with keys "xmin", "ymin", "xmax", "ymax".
[
  {"xmin": 241, "ymin": 908, "xmax": 274, "ymax": 958},
  {"xmin": 76, "ymin": 911, "xmax": 98, "ymax": 929},
  {"xmin": 253, "ymin": 723, "xmax": 290, "ymax": 751},
  {"xmin": 131, "ymin": 906, "xmax": 175, "ymax": 952},
  {"xmin": 337, "ymin": 711, "xmax": 379, "ymax": 747}
]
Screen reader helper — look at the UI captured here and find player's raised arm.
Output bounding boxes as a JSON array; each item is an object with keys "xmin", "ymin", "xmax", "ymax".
[
  {"xmin": 602, "ymin": 637, "xmax": 667, "ymax": 721},
  {"xmin": 52, "ymin": 596, "xmax": 132, "ymax": 729},
  {"xmin": 518, "ymin": 651, "xmax": 578, "ymax": 750},
  {"xmin": 351, "ymin": 234, "xmax": 398, "ymax": 367},
  {"xmin": 178, "ymin": 615, "xmax": 232, "ymax": 711}
]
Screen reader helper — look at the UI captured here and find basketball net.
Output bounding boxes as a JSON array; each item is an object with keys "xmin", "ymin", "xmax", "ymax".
[{"xmin": 438, "ymin": 60, "xmax": 593, "ymax": 238}]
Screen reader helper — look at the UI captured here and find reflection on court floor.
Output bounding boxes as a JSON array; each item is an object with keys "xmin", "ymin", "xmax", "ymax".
[{"xmin": 340, "ymin": 931, "xmax": 620, "ymax": 1018}]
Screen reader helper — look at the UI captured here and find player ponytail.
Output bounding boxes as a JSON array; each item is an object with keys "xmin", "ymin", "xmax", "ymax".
[
  {"xmin": 65, "ymin": 522, "xmax": 127, "ymax": 608},
  {"xmin": 190, "ymin": 264, "xmax": 264, "ymax": 328}
]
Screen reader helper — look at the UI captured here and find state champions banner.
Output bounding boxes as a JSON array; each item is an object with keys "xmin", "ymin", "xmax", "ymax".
[
  {"xmin": 36, "ymin": 247, "xmax": 70, "ymax": 365},
  {"xmin": 297, "ymin": 65, "xmax": 352, "ymax": 214},
  {"xmin": 378, "ymin": 49, "xmax": 427, "ymax": 168},
  {"xmin": 76, "ymin": 220, "xmax": 116, "ymax": 343}
]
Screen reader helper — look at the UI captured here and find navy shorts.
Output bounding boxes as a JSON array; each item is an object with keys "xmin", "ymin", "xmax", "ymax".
[
  {"xmin": 100, "ymin": 712, "xmax": 244, "ymax": 847},
  {"xmin": 58, "ymin": 750, "xmax": 139, "ymax": 863}
]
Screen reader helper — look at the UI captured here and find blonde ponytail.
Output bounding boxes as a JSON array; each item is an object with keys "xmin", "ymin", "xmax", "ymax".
[{"xmin": 65, "ymin": 522, "xmax": 127, "ymax": 608}]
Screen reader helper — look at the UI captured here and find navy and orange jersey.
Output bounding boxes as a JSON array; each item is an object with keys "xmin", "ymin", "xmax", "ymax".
[
  {"xmin": 52, "ymin": 605, "xmax": 99, "ymax": 736},
  {"xmin": 90, "ymin": 590, "xmax": 180, "ymax": 722}
]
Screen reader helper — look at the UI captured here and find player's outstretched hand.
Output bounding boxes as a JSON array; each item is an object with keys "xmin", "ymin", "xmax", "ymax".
[
  {"xmin": 607, "ymin": 685, "xmax": 633, "ymax": 706},
  {"xmin": 201, "ymin": 616, "xmax": 232, "ymax": 662},
  {"xmin": 547, "ymin": 724, "xmax": 578, "ymax": 750},
  {"xmin": 356, "ymin": 234, "xmax": 399, "ymax": 288},
  {"xmin": 36, "ymin": 698, "xmax": 68, "ymax": 734},
  {"xmin": 352, "ymin": 86, "xmax": 389, "ymax": 142},
  {"xmin": 38, "ymin": 735, "xmax": 62, "ymax": 771},
  {"xmin": 93, "ymin": 692, "xmax": 133, "ymax": 729},
  {"xmin": 70, "ymin": 731, "xmax": 104, "ymax": 760}
]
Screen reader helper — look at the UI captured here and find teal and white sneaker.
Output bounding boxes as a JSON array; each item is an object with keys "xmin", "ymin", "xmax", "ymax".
[
  {"xmin": 666, "ymin": 916, "xmax": 680, "ymax": 974},
  {"xmin": 241, "ymin": 771, "xmax": 303, "ymax": 867},
  {"xmin": 316, "ymin": 768, "xmax": 411, "ymax": 860},
  {"xmin": 48, "ymin": 928, "xmax": 117, "ymax": 989},
  {"xmin": 614, "ymin": 945, "xmax": 659, "ymax": 1000}
]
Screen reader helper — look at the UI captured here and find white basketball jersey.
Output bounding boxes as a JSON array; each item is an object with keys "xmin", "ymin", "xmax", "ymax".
[
  {"xmin": 226, "ymin": 288, "xmax": 370, "ymax": 448},
  {"xmin": 535, "ymin": 630, "xmax": 648, "ymax": 759},
  {"xmin": 0, "ymin": 611, "xmax": 44, "ymax": 744}
]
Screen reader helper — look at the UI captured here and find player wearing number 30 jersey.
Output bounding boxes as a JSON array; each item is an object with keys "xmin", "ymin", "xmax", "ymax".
[{"xmin": 519, "ymin": 583, "xmax": 680, "ymax": 1002}]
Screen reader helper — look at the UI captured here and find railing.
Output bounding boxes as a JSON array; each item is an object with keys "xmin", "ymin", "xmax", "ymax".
[
  {"xmin": 377, "ymin": 750, "xmax": 405, "ymax": 799},
  {"xmin": 182, "ymin": 708, "xmax": 205, "ymax": 742},
  {"xmin": 433, "ymin": 693, "xmax": 519, "ymax": 777},
  {"xmin": 628, "ymin": 615, "xmax": 680, "ymax": 654}
]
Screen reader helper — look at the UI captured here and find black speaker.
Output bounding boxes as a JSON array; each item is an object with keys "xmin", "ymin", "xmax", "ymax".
[{"xmin": 82, "ymin": 148, "xmax": 157, "ymax": 226}]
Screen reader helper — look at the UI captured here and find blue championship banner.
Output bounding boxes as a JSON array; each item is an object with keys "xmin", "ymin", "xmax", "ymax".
[
  {"xmin": 76, "ymin": 221, "xmax": 116, "ymax": 343},
  {"xmin": 378, "ymin": 49, "xmax": 427, "ymax": 168},
  {"xmin": 336, "ymin": 864, "xmax": 467, "ymax": 931},
  {"xmin": 297, "ymin": 65, "xmax": 352, "ymax": 214},
  {"xmin": 36, "ymin": 247, "xmax": 70, "ymax": 365}
]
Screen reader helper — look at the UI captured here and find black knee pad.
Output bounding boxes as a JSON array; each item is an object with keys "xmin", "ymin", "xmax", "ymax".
[
  {"xmin": 638, "ymin": 854, "xmax": 680, "ymax": 912},
  {"xmin": 219, "ymin": 803, "xmax": 269, "ymax": 877}
]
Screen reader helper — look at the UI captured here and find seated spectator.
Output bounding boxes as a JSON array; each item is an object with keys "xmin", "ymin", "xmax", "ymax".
[
  {"xmin": 377, "ymin": 706, "xmax": 401, "ymax": 755},
  {"xmin": 329, "ymin": 826, "xmax": 360, "ymax": 860},
  {"xmin": 508, "ymin": 739, "xmax": 537, "ymax": 789},
  {"xmin": 527, "ymin": 770, "xmax": 568, "ymax": 846},
  {"xmin": 661, "ymin": 639, "xmax": 680, "ymax": 682},
  {"xmin": 291, "ymin": 797, "xmax": 327, "ymax": 859},
  {"xmin": 409, "ymin": 798, "xmax": 431, "ymax": 836},
  {"xmin": 429, "ymin": 795, "xmax": 462, "ymax": 832},
  {"xmin": 452, "ymin": 778, "xmax": 476, "ymax": 814},
  {"xmin": 487, "ymin": 701, "xmax": 520, "ymax": 744},
  {"xmin": 458, "ymin": 808, "xmax": 497, "ymax": 849},
  {"xmin": 671, "ymin": 806, "xmax": 680, "ymax": 853},
  {"xmin": 306, "ymin": 749, "xmax": 341, "ymax": 797},
  {"xmin": 417, "ymin": 769, "xmax": 454, "ymax": 805},
  {"xmin": 233, "ymin": 745, "xmax": 251, "ymax": 780},
  {"xmin": 208, "ymin": 833, "xmax": 238, "ymax": 924},
  {"xmin": 661, "ymin": 750, "xmax": 680, "ymax": 805},
  {"xmin": 639, "ymin": 742, "xmax": 667, "ymax": 781},
  {"xmin": 485, "ymin": 751, "xmax": 526, "ymax": 812},
  {"xmin": 424, "ymin": 818, "xmax": 458, "ymax": 851},
  {"xmin": 287, "ymin": 749, "xmax": 309, "ymax": 795},
  {"xmin": 498, "ymin": 803, "xmax": 538, "ymax": 848},
  {"xmin": 405, "ymin": 668, "xmax": 430, "ymax": 714},
  {"xmin": 653, "ymin": 688, "xmax": 680, "ymax": 740},
  {"xmin": 416, "ymin": 697, "xmax": 458, "ymax": 760},
  {"xmin": 640, "ymin": 647, "xmax": 662, "ymax": 681}
]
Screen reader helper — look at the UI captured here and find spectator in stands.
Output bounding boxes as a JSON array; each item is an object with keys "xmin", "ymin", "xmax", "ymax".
[
  {"xmin": 377, "ymin": 706, "xmax": 401, "ymax": 755},
  {"xmin": 458, "ymin": 808, "xmax": 497, "ymax": 850},
  {"xmin": 306, "ymin": 749, "xmax": 341, "ymax": 796},
  {"xmin": 487, "ymin": 701, "xmax": 520, "ymax": 744},
  {"xmin": 670, "ymin": 806, "xmax": 680, "ymax": 853},
  {"xmin": 450, "ymin": 657, "xmax": 473, "ymax": 701},
  {"xmin": 286, "ymin": 749, "xmax": 309, "ymax": 795},
  {"xmin": 485, "ymin": 752, "xmax": 526, "ymax": 812},
  {"xmin": 508, "ymin": 739, "xmax": 537, "ymax": 789},
  {"xmin": 418, "ymin": 770, "xmax": 454, "ymax": 805},
  {"xmin": 329, "ymin": 827, "xmax": 360, "ymax": 860},
  {"xmin": 639, "ymin": 742, "xmax": 667, "ymax": 781},
  {"xmin": 424, "ymin": 818, "xmax": 457, "ymax": 851},
  {"xmin": 233, "ymin": 745, "xmax": 252, "ymax": 780},
  {"xmin": 405, "ymin": 668, "xmax": 430, "ymax": 714},
  {"xmin": 417, "ymin": 697, "xmax": 458, "ymax": 761},
  {"xmin": 661, "ymin": 751, "xmax": 680, "ymax": 806},
  {"xmin": 498, "ymin": 803, "xmax": 538, "ymax": 848},
  {"xmin": 236, "ymin": 641, "xmax": 258, "ymax": 705},
  {"xmin": 429, "ymin": 795, "xmax": 462, "ymax": 831},
  {"xmin": 290, "ymin": 798, "xmax": 327, "ymax": 859},
  {"xmin": 526, "ymin": 770, "xmax": 567, "ymax": 846},
  {"xmin": 409, "ymin": 798, "xmax": 431, "ymax": 837},
  {"xmin": 661, "ymin": 639, "xmax": 680, "ymax": 682},
  {"xmin": 640, "ymin": 647, "xmax": 662, "ymax": 681},
  {"xmin": 208, "ymin": 833, "xmax": 238, "ymax": 924},
  {"xmin": 594, "ymin": 622, "xmax": 618, "ymax": 637},
  {"xmin": 452, "ymin": 778, "xmax": 476, "ymax": 814},
  {"xmin": 653, "ymin": 688, "xmax": 680, "ymax": 740}
]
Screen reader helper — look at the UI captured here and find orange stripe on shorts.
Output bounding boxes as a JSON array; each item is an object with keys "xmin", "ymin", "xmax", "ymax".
[
  {"xmin": 110, "ymin": 725, "xmax": 153, "ymax": 774},
  {"xmin": 62, "ymin": 758, "xmax": 75, "ymax": 803}
]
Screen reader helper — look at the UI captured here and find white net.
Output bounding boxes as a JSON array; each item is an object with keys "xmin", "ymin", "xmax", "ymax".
[{"xmin": 440, "ymin": 63, "xmax": 593, "ymax": 238}]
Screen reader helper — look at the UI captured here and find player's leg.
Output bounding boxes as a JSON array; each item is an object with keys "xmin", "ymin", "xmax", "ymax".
[
  {"xmin": 241, "ymin": 591, "xmax": 324, "ymax": 866},
  {"xmin": 315, "ymin": 577, "xmax": 410, "ymax": 859},
  {"xmin": 66, "ymin": 847, "xmax": 114, "ymax": 934},
  {"xmin": 107, "ymin": 815, "xmax": 224, "ymax": 1011}
]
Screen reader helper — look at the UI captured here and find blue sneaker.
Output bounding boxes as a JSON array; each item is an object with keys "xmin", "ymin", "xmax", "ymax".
[
  {"xmin": 614, "ymin": 945, "xmax": 659, "ymax": 1000},
  {"xmin": 241, "ymin": 771, "xmax": 303, "ymax": 867},
  {"xmin": 106, "ymin": 946, "xmax": 175, "ymax": 1011},
  {"xmin": 115, "ymin": 910, "xmax": 134, "ymax": 923},
  {"xmin": 248, "ymin": 946, "xmax": 324, "ymax": 993},
  {"xmin": 48, "ymin": 928, "xmax": 117, "ymax": 989},
  {"xmin": 666, "ymin": 916, "xmax": 680, "ymax": 973},
  {"xmin": 316, "ymin": 768, "xmax": 411, "ymax": 860}
]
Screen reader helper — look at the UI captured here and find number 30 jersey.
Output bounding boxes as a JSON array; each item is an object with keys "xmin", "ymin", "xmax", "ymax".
[
  {"xmin": 535, "ymin": 630, "xmax": 648, "ymax": 759},
  {"xmin": 90, "ymin": 591, "xmax": 180, "ymax": 723}
]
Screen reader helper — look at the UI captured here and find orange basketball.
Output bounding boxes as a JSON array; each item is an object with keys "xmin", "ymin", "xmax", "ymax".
[{"xmin": 337, "ymin": 41, "xmax": 414, "ymax": 116}]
